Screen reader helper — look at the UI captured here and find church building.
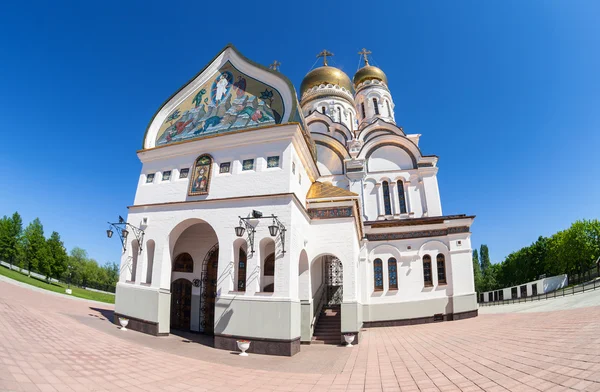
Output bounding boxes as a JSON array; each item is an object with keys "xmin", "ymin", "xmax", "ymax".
[{"xmin": 114, "ymin": 44, "xmax": 477, "ymax": 356}]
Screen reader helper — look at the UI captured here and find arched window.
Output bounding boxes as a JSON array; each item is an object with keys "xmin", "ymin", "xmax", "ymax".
[
  {"xmin": 264, "ymin": 253, "xmax": 275, "ymax": 276},
  {"xmin": 188, "ymin": 154, "xmax": 213, "ymax": 196},
  {"xmin": 349, "ymin": 112, "xmax": 353, "ymax": 129},
  {"xmin": 237, "ymin": 248, "xmax": 247, "ymax": 291},
  {"xmin": 388, "ymin": 258, "xmax": 398, "ymax": 290},
  {"xmin": 423, "ymin": 255, "xmax": 432, "ymax": 287},
  {"xmin": 321, "ymin": 106, "xmax": 326, "ymax": 114},
  {"xmin": 437, "ymin": 254, "xmax": 446, "ymax": 284},
  {"xmin": 173, "ymin": 253, "xmax": 193, "ymax": 273},
  {"xmin": 386, "ymin": 100, "xmax": 392, "ymax": 117},
  {"xmin": 361, "ymin": 102, "xmax": 366, "ymax": 118},
  {"xmin": 397, "ymin": 180, "xmax": 407, "ymax": 214},
  {"xmin": 382, "ymin": 181, "xmax": 392, "ymax": 215},
  {"xmin": 337, "ymin": 107, "xmax": 342, "ymax": 123},
  {"xmin": 373, "ymin": 98, "xmax": 379, "ymax": 115},
  {"xmin": 373, "ymin": 258, "xmax": 383, "ymax": 291}
]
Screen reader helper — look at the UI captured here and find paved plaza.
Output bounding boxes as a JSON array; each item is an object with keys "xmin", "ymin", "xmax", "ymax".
[{"xmin": 1, "ymin": 278, "xmax": 600, "ymax": 391}]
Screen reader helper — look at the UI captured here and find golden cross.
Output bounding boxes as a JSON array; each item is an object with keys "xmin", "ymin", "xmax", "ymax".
[
  {"xmin": 316, "ymin": 49, "xmax": 334, "ymax": 66},
  {"xmin": 358, "ymin": 48, "xmax": 372, "ymax": 66},
  {"xmin": 269, "ymin": 60, "xmax": 281, "ymax": 71}
]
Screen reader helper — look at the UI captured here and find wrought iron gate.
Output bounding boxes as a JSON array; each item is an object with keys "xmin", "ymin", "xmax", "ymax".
[{"xmin": 326, "ymin": 256, "xmax": 343, "ymax": 305}]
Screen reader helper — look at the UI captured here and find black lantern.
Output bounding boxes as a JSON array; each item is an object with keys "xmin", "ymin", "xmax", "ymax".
[
  {"xmin": 235, "ymin": 225, "xmax": 245, "ymax": 237},
  {"xmin": 106, "ymin": 229, "xmax": 113, "ymax": 238},
  {"xmin": 268, "ymin": 223, "xmax": 279, "ymax": 237},
  {"xmin": 122, "ymin": 229, "xmax": 129, "ymax": 239},
  {"xmin": 106, "ymin": 217, "xmax": 145, "ymax": 253}
]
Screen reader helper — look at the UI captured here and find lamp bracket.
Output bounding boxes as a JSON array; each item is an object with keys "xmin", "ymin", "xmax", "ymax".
[
  {"xmin": 107, "ymin": 220, "xmax": 145, "ymax": 254},
  {"xmin": 238, "ymin": 214, "xmax": 286, "ymax": 255}
]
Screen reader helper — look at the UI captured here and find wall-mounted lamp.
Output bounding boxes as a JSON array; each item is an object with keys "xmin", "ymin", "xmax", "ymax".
[
  {"xmin": 106, "ymin": 216, "xmax": 145, "ymax": 253},
  {"xmin": 234, "ymin": 213, "xmax": 286, "ymax": 254}
]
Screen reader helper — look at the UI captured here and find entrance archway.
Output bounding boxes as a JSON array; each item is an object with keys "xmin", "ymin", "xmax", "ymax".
[
  {"xmin": 169, "ymin": 219, "xmax": 219, "ymax": 334},
  {"xmin": 170, "ymin": 278, "xmax": 192, "ymax": 330},
  {"xmin": 309, "ymin": 254, "xmax": 343, "ymax": 345}
]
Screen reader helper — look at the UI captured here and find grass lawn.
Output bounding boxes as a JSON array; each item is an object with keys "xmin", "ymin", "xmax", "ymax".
[{"xmin": 0, "ymin": 265, "xmax": 115, "ymax": 304}]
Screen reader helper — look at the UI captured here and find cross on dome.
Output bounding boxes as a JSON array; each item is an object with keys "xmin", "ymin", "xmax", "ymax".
[
  {"xmin": 269, "ymin": 60, "xmax": 281, "ymax": 71},
  {"xmin": 316, "ymin": 49, "xmax": 334, "ymax": 66},
  {"xmin": 358, "ymin": 48, "xmax": 372, "ymax": 66}
]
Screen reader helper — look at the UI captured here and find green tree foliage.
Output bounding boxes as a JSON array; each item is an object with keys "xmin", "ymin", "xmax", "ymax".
[
  {"xmin": 22, "ymin": 218, "xmax": 49, "ymax": 277},
  {"xmin": 0, "ymin": 212, "xmax": 23, "ymax": 266},
  {"xmin": 0, "ymin": 213, "xmax": 119, "ymax": 293},
  {"xmin": 478, "ymin": 219, "xmax": 600, "ymax": 293},
  {"xmin": 46, "ymin": 231, "xmax": 68, "ymax": 281},
  {"xmin": 472, "ymin": 249, "xmax": 483, "ymax": 292},
  {"xmin": 480, "ymin": 244, "xmax": 491, "ymax": 273}
]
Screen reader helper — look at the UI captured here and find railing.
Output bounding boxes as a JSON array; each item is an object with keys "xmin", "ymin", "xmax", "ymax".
[
  {"xmin": 311, "ymin": 283, "xmax": 327, "ymax": 329},
  {"xmin": 479, "ymin": 278, "xmax": 599, "ymax": 306}
]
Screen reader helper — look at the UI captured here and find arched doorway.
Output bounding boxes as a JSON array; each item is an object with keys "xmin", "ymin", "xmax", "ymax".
[
  {"xmin": 170, "ymin": 278, "xmax": 192, "ymax": 330},
  {"xmin": 169, "ymin": 219, "xmax": 219, "ymax": 334},
  {"xmin": 326, "ymin": 256, "xmax": 343, "ymax": 305},
  {"xmin": 309, "ymin": 254, "xmax": 343, "ymax": 344},
  {"xmin": 199, "ymin": 244, "xmax": 219, "ymax": 334}
]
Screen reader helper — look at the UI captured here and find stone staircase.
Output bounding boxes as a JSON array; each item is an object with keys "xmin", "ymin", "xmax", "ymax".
[{"xmin": 311, "ymin": 305, "xmax": 341, "ymax": 345}]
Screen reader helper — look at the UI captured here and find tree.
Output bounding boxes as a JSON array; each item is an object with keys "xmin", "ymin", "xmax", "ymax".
[
  {"xmin": 46, "ymin": 231, "xmax": 68, "ymax": 281},
  {"xmin": 472, "ymin": 249, "xmax": 483, "ymax": 292},
  {"xmin": 480, "ymin": 244, "xmax": 491, "ymax": 274},
  {"xmin": 22, "ymin": 218, "xmax": 48, "ymax": 277},
  {"xmin": 66, "ymin": 247, "xmax": 88, "ymax": 286},
  {"xmin": 0, "ymin": 212, "xmax": 23, "ymax": 267}
]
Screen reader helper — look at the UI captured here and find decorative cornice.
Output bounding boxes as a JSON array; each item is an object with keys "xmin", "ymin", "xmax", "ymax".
[
  {"xmin": 308, "ymin": 207, "xmax": 353, "ymax": 220},
  {"xmin": 364, "ymin": 214, "xmax": 475, "ymax": 228},
  {"xmin": 367, "ymin": 226, "xmax": 470, "ymax": 241}
]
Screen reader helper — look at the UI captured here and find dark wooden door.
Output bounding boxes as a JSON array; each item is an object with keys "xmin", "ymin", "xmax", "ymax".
[
  {"xmin": 202, "ymin": 249, "xmax": 218, "ymax": 335},
  {"xmin": 170, "ymin": 278, "xmax": 192, "ymax": 331}
]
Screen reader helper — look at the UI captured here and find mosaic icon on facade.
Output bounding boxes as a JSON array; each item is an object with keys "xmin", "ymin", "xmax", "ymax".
[
  {"xmin": 156, "ymin": 62, "xmax": 284, "ymax": 146},
  {"xmin": 189, "ymin": 154, "xmax": 212, "ymax": 196}
]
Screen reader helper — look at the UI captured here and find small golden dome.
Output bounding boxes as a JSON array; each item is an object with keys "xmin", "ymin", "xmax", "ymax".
[
  {"xmin": 353, "ymin": 65, "xmax": 388, "ymax": 88},
  {"xmin": 299, "ymin": 66, "xmax": 353, "ymax": 97}
]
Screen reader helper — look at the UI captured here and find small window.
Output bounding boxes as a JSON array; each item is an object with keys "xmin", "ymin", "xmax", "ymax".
[
  {"xmin": 423, "ymin": 255, "xmax": 432, "ymax": 287},
  {"xmin": 337, "ymin": 107, "xmax": 342, "ymax": 123},
  {"xmin": 373, "ymin": 258, "xmax": 383, "ymax": 291},
  {"xmin": 437, "ymin": 254, "xmax": 446, "ymax": 284},
  {"xmin": 361, "ymin": 102, "xmax": 366, "ymax": 118},
  {"xmin": 386, "ymin": 100, "xmax": 392, "ymax": 117},
  {"xmin": 162, "ymin": 171, "xmax": 171, "ymax": 181},
  {"xmin": 220, "ymin": 162, "xmax": 231, "ymax": 173},
  {"xmin": 292, "ymin": 162, "xmax": 296, "ymax": 174},
  {"xmin": 179, "ymin": 168, "xmax": 189, "ymax": 178},
  {"xmin": 382, "ymin": 181, "xmax": 392, "ymax": 215},
  {"xmin": 388, "ymin": 258, "xmax": 398, "ymax": 290},
  {"xmin": 146, "ymin": 173, "xmax": 155, "ymax": 183},
  {"xmin": 373, "ymin": 98, "xmax": 379, "ymax": 115},
  {"xmin": 267, "ymin": 156, "xmax": 280, "ymax": 168},
  {"xmin": 321, "ymin": 106, "xmax": 326, "ymax": 114},
  {"xmin": 242, "ymin": 159, "xmax": 254, "ymax": 171},
  {"xmin": 173, "ymin": 253, "xmax": 193, "ymax": 273}
]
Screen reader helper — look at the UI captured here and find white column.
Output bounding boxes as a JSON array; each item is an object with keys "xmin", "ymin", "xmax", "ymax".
[
  {"xmin": 389, "ymin": 181, "xmax": 399, "ymax": 217},
  {"xmin": 375, "ymin": 183, "xmax": 383, "ymax": 218}
]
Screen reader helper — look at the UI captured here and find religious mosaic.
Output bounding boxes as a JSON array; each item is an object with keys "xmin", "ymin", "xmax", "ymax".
[
  {"xmin": 308, "ymin": 207, "xmax": 353, "ymax": 220},
  {"xmin": 156, "ymin": 62, "xmax": 284, "ymax": 146},
  {"xmin": 189, "ymin": 154, "xmax": 212, "ymax": 196}
]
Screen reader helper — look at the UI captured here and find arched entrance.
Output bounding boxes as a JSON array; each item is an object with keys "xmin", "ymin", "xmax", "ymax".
[
  {"xmin": 309, "ymin": 254, "xmax": 343, "ymax": 345},
  {"xmin": 169, "ymin": 219, "xmax": 219, "ymax": 334},
  {"xmin": 170, "ymin": 278, "xmax": 192, "ymax": 330},
  {"xmin": 326, "ymin": 256, "xmax": 343, "ymax": 305},
  {"xmin": 199, "ymin": 244, "xmax": 218, "ymax": 334}
]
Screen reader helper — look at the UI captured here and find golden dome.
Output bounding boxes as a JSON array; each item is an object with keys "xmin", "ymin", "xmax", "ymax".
[
  {"xmin": 353, "ymin": 65, "xmax": 388, "ymax": 88},
  {"xmin": 299, "ymin": 66, "xmax": 353, "ymax": 97}
]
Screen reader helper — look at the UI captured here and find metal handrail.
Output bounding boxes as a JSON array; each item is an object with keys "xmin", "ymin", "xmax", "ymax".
[
  {"xmin": 311, "ymin": 283, "xmax": 328, "ymax": 328},
  {"xmin": 479, "ymin": 278, "xmax": 599, "ymax": 306}
]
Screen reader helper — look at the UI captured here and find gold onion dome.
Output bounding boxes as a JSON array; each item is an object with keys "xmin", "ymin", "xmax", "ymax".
[
  {"xmin": 299, "ymin": 66, "xmax": 353, "ymax": 97},
  {"xmin": 353, "ymin": 65, "xmax": 388, "ymax": 88}
]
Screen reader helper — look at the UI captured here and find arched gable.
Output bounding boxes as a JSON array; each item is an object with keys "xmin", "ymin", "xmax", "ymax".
[
  {"xmin": 143, "ymin": 44, "xmax": 301, "ymax": 149},
  {"xmin": 306, "ymin": 112, "xmax": 353, "ymax": 146},
  {"xmin": 359, "ymin": 134, "xmax": 423, "ymax": 172},
  {"xmin": 358, "ymin": 119, "xmax": 405, "ymax": 141}
]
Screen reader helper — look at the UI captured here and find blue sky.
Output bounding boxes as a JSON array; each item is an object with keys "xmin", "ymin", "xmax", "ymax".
[{"xmin": 0, "ymin": 1, "xmax": 598, "ymax": 265}]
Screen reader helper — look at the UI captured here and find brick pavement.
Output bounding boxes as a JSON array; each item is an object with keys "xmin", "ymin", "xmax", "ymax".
[{"xmin": 1, "ymin": 278, "xmax": 599, "ymax": 391}]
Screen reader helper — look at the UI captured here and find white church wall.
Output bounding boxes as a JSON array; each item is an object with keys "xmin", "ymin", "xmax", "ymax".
[
  {"xmin": 134, "ymin": 139, "xmax": 293, "ymax": 206},
  {"xmin": 315, "ymin": 144, "xmax": 344, "ymax": 175},
  {"xmin": 367, "ymin": 145, "xmax": 414, "ymax": 172},
  {"xmin": 421, "ymin": 170, "xmax": 442, "ymax": 217}
]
